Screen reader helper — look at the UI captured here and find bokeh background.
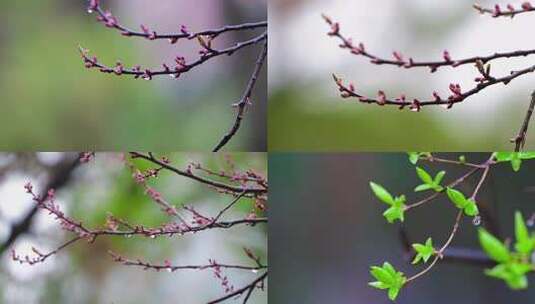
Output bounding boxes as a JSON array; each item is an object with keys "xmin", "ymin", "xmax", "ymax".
[
  {"xmin": 0, "ymin": 0, "xmax": 267, "ymax": 151},
  {"xmin": 269, "ymin": 0, "xmax": 535, "ymax": 150},
  {"xmin": 270, "ymin": 153, "xmax": 535, "ymax": 303},
  {"xmin": 0, "ymin": 152, "xmax": 267, "ymax": 304}
]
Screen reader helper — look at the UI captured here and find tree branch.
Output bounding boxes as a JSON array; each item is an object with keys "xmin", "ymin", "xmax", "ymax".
[
  {"xmin": 213, "ymin": 41, "xmax": 268, "ymax": 152},
  {"xmin": 512, "ymin": 91, "xmax": 535, "ymax": 151}
]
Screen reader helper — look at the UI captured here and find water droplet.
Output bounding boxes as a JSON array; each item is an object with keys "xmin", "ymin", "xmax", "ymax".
[
  {"xmin": 251, "ymin": 269, "xmax": 258, "ymax": 274},
  {"xmin": 124, "ymin": 234, "xmax": 132, "ymax": 238},
  {"xmin": 150, "ymin": 235, "xmax": 156, "ymax": 239},
  {"xmin": 87, "ymin": 9, "xmax": 93, "ymax": 14},
  {"xmin": 472, "ymin": 216, "xmax": 481, "ymax": 226},
  {"xmin": 167, "ymin": 268, "xmax": 173, "ymax": 273}
]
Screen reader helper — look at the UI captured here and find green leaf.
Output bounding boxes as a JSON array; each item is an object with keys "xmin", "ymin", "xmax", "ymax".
[
  {"xmin": 378, "ymin": 194, "xmax": 406, "ymax": 224},
  {"xmin": 388, "ymin": 287, "xmax": 401, "ymax": 301},
  {"xmin": 463, "ymin": 199, "xmax": 479, "ymax": 216},
  {"xmin": 495, "ymin": 152, "xmax": 514, "ymax": 162},
  {"xmin": 446, "ymin": 188, "xmax": 479, "ymax": 216},
  {"xmin": 408, "ymin": 152, "xmax": 420, "ymax": 165},
  {"xmin": 495, "ymin": 152, "xmax": 531, "ymax": 171},
  {"xmin": 368, "ymin": 281, "xmax": 389, "ymax": 290},
  {"xmin": 511, "ymin": 153, "xmax": 522, "ymax": 172},
  {"xmin": 478, "ymin": 228, "xmax": 511, "ymax": 263},
  {"xmin": 514, "ymin": 211, "xmax": 534, "ymax": 255},
  {"xmin": 485, "ymin": 262, "xmax": 531, "ymax": 290},
  {"xmin": 412, "ymin": 238, "xmax": 435, "ymax": 264},
  {"xmin": 369, "ymin": 262, "xmax": 406, "ymax": 301},
  {"xmin": 416, "ymin": 167, "xmax": 433, "ymax": 185},
  {"xmin": 433, "ymin": 185, "xmax": 443, "ymax": 192},
  {"xmin": 370, "ymin": 182, "xmax": 395, "ymax": 205},
  {"xmin": 414, "ymin": 169, "xmax": 445, "ymax": 193},
  {"xmin": 434, "ymin": 171, "xmax": 446, "ymax": 185},
  {"xmin": 519, "ymin": 152, "xmax": 535, "ymax": 159},
  {"xmin": 414, "ymin": 184, "xmax": 433, "ymax": 192},
  {"xmin": 446, "ymin": 188, "xmax": 468, "ymax": 209},
  {"xmin": 383, "ymin": 205, "xmax": 405, "ymax": 223},
  {"xmin": 371, "ymin": 265, "xmax": 394, "ymax": 284}
]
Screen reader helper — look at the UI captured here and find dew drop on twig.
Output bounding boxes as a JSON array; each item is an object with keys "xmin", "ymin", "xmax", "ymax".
[
  {"xmin": 472, "ymin": 216, "xmax": 481, "ymax": 226},
  {"xmin": 251, "ymin": 269, "xmax": 258, "ymax": 274}
]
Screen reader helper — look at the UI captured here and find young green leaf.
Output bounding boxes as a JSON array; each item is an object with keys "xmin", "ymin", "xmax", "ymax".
[
  {"xmin": 495, "ymin": 152, "xmax": 514, "ymax": 162},
  {"xmin": 388, "ymin": 286, "xmax": 401, "ymax": 302},
  {"xmin": 412, "ymin": 238, "xmax": 435, "ymax": 264},
  {"xmin": 478, "ymin": 228, "xmax": 511, "ymax": 263},
  {"xmin": 519, "ymin": 152, "xmax": 535, "ymax": 159},
  {"xmin": 514, "ymin": 211, "xmax": 534, "ymax": 255},
  {"xmin": 408, "ymin": 152, "xmax": 420, "ymax": 165},
  {"xmin": 370, "ymin": 182, "xmax": 394, "ymax": 205},
  {"xmin": 463, "ymin": 199, "xmax": 479, "ymax": 217},
  {"xmin": 407, "ymin": 152, "xmax": 432, "ymax": 165},
  {"xmin": 494, "ymin": 152, "xmax": 533, "ymax": 171},
  {"xmin": 414, "ymin": 168, "xmax": 444, "ymax": 193},
  {"xmin": 485, "ymin": 262, "xmax": 532, "ymax": 290},
  {"xmin": 446, "ymin": 187, "xmax": 467, "ymax": 209},
  {"xmin": 369, "ymin": 262, "xmax": 406, "ymax": 301},
  {"xmin": 446, "ymin": 188, "xmax": 479, "ymax": 216},
  {"xmin": 370, "ymin": 182, "xmax": 406, "ymax": 223},
  {"xmin": 382, "ymin": 196, "xmax": 406, "ymax": 223},
  {"xmin": 416, "ymin": 167, "xmax": 433, "ymax": 185},
  {"xmin": 414, "ymin": 184, "xmax": 434, "ymax": 192},
  {"xmin": 433, "ymin": 171, "xmax": 446, "ymax": 186},
  {"xmin": 511, "ymin": 153, "xmax": 522, "ymax": 172}
]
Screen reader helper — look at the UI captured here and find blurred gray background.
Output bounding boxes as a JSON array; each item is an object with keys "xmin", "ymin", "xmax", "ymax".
[{"xmin": 270, "ymin": 153, "xmax": 535, "ymax": 303}]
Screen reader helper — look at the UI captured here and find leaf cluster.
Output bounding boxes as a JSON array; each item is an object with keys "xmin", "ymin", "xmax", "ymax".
[{"xmin": 479, "ymin": 212, "xmax": 535, "ymax": 289}]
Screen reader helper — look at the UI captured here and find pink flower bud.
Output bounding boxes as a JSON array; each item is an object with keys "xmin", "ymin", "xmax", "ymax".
[
  {"xmin": 392, "ymin": 51, "xmax": 404, "ymax": 62},
  {"xmin": 522, "ymin": 2, "xmax": 533, "ymax": 10},
  {"xmin": 443, "ymin": 50, "xmax": 452, "ymax": 62},
  {"xmin": 377, "ymin": 90, "xmax": 387, "ymax": 105}
]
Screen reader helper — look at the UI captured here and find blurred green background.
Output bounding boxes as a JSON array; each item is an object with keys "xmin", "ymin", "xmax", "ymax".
[
  {"xmin": 269, "ymin": 0, "xmax": 535, "ymax": 151},
  {"xmin": 270, "ymin": 153, "xmax": 535, "ymax": 303},
  {"xmin": 0, "ymin": 1, "xmax": 266, "ymax": 151},
  {"xmin": 0, "ymin": 152, "xmax": 267, "ymax": 304}
]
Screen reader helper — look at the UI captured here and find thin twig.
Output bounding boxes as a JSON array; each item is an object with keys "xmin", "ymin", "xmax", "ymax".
[
  {"xmin": 130, "ymin": 152, "xmax": 267, "ymax": 195},
  {"xmin": 213, "ymin": 41, "xmax": 268, "ymax": 152},
  {"xmin": 473, "ymin": 3, "xmax": 535, "ymax": 18},
  {"xmin": 91, "ymin": 2, "xmax": 266, "ymax": 41},
  {"xmin": 207, "ymin": 271, "xmax": 268, "ymax": 304},
  {"xmin": 406, "ymin": 210, "xmax": 463, "ymax": 284},
  {"xmin": 512, "ymin": 91, "xmax": 535, "ymax": 151},
  {"xmin": 211, "ymin": 192, "xmax": 247, "ymax": 224}
]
